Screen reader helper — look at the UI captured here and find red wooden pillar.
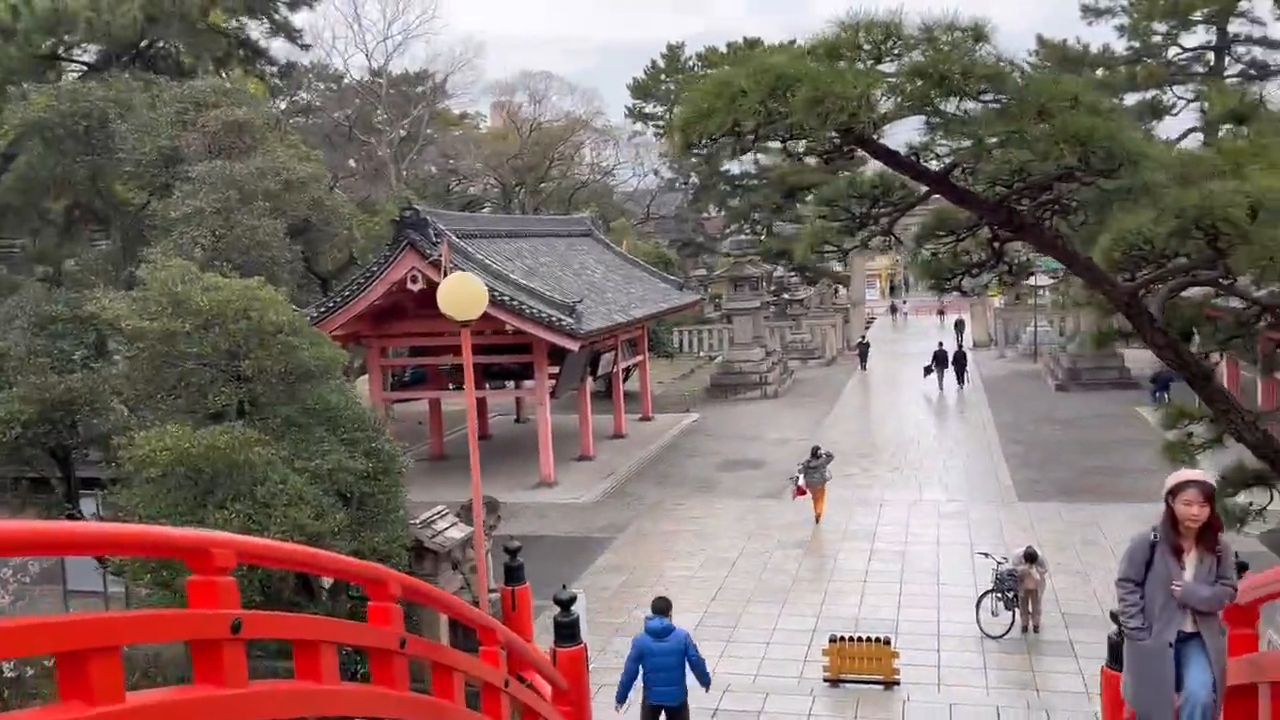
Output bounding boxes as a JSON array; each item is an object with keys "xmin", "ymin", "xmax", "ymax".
[
  {"xmin": 611, "ymin": 336, "xmax": 627, "ymax": 439},
  {"xmin": 428, "ymin": 399, "xmax": 447, "ymax": 460},
  {"xmin": 476, "ymin": 368, "xmax": 492, "ymax": 440},
  {"xmin": 1224, "ymin": 353, "xmax": 1242, "ymax": 400},
  {"xmin": 367, "ymin": 343, "xmax": 387, "ymax": 420},
  {"xmin": 577, "ymin": 373, "xmax": 595, "ymax": 461},
  {"xmin": 533, "ymin": 339, "xmax": 556, "ymax": 486},
  {"xmin": 638, "ymin": 327, "xmax": 654, "ymax": 422}
]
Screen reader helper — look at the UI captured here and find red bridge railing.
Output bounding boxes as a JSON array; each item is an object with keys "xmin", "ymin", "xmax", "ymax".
[
  {"xmin": 1101, "ymin": 564, "xmax": 1280, "ymax": 719},
  {"xmin": 0, "ymin": 521, "xmax": 592, "ymax": 720}
]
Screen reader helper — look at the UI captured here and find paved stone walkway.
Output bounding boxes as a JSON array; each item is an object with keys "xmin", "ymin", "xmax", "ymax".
[{"xmin": 552, "ymin": 317, "xmax": 1169, "ymax": 719}]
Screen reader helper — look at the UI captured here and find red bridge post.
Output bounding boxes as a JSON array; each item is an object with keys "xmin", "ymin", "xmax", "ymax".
[
  {"xmin": 1100, "ymin": 611, "xmax": 1127, "ymax": 720},
  {"xmin": 550, "ymin": 586, "xmax": 593, "ymax": 720},
  {"xmin": 1222, "ymin": 600, "xmax": 1261, "ymax": 720},
  {"xmin": 502, "ymin": 540, "xmax": 536, "ymax": 644}
]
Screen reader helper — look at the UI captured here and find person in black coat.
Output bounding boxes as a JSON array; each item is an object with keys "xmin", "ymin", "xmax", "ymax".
[
  {"xmin": 930, "ymin": 342, "xmax": 949, "ymax": 390},
  {"xmin": 952, "ymin": 346, "xmax": 969, "ymax": 388},
  {"xmin": 855, "ymin": 335, "xmax": 871, "ymax": 371}
]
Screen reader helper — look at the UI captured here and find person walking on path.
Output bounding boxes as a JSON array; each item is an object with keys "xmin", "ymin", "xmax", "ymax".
[
  {"xmin": 901, "ymin": 300, "xmax": 909, "ymax": 320},
  {"xmin": 1013, "ymin": 545, "xmax": 1048, "ymax": 634},
  {"xmin": 1115, "ymin": 469, "xmax": 1236, "ymax": 720},
  {"xmin": 1150, "ymin": 367, "xmax": 1177, "ymax": 406},
  {"xmin": 855, "ymin": 335, "xmax": 871, "ymax": 371},
  {"xmin": 929, "ymin": 341, "xmax": 949, "ymax": 391},
  {"xmin": 952, "ymin": 345, "xmax": 969, "ymax": 389},
  {"xmin": 936, "ymin": 304, "xmax": 946, "ymax": 323},
  {"xmin": 889, "ymin": 301, "xmax": 899, "ymax": 323},
  {"xmin": 954, "ymin": 316, "xmax": 967, "ymax": 346},
  {"xmin": 616, "ymin": 595, "xmax": 712, "ymax": 720},
  {"xmin": 799, "ymin": 445, "xmax": 835, "ymax": 524}
]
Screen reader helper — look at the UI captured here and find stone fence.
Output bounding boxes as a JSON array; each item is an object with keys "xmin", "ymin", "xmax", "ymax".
[{"xmin": 671, "ymin": 314, "xmax": 846, "ymax": 361}]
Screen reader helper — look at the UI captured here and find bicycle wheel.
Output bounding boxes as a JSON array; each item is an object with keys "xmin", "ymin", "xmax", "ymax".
[{"xmin": 975, "ymin": 589, "xmax": 1017, "ymax": 639}]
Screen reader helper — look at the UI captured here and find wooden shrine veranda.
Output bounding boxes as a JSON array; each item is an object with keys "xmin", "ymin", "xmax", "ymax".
[{"xmin": 306, "ymin": 208, "xmax": 702, "ymax": 486}]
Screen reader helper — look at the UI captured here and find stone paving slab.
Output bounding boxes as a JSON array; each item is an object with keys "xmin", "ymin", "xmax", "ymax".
[
  {"xmin": 539, "ymin": 318, "xmax": 1192, "ymax": 719},
  {"xmin": 974, "ymin": 352, "xmax": 1173, "ymax": 504},
  {"xmin": 404, "ymin": 412, "xmax": 699, "ymax": 505}
]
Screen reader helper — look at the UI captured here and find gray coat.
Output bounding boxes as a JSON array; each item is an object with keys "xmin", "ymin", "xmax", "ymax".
[
  {"xmin": 1115, "ymin": 528, "xmax": 1237, "ymax": 719},
  {"xmin": 800, "ymin": 452, "xmax": 834, "ymax": 488}
]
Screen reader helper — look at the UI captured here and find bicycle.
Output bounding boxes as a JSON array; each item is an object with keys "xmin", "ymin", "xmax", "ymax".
[{"xmin": 974, "ymin": 551, "xmax": 1020, "ymax": 639}]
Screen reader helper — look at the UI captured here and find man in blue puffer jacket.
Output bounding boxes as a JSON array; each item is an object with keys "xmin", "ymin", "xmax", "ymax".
[{"xmin": 615, "ymin": 596, "xmax": 712, "ymax": 720}]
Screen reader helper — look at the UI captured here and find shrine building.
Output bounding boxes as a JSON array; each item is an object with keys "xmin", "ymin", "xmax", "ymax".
[{"xmin": 306, "ymin": 207, "xmax": 702, "ymax": 486}]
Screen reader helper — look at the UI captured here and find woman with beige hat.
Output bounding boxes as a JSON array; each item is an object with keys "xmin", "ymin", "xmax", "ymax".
[{"xmin": 1114, "ymin": 468, "xmax": 1237, "ymax": 720}]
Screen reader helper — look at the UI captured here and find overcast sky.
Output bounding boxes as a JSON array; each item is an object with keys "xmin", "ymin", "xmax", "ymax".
[{"xmin": 437, "ymin": 0, "xmax": 1113, "ymax": 119}]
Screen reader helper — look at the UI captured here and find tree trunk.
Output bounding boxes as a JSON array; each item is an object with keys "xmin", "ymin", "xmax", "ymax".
[
  {"xmin": 851, "ymin": 134, "xmax": 1280, "ymax": 474},
  {"xmin": 48, "ymin": 447, "xmax": 83, "ymax": 519}
]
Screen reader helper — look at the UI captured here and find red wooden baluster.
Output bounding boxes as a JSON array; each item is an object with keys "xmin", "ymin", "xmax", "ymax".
[
  {"xmin": 366, "ymin": 579, "xmax": 410, "ymax": 692},
  {"xmin": 185, "ymin": 548, "xmax": 249, "ymax": 688},
  {"xmin": 56, "ymin": 647, "xmax": 126, "ymax": 708},
  {"xmin": 479, "ymin": 627, "xmax": 511, "ymax": 720}
]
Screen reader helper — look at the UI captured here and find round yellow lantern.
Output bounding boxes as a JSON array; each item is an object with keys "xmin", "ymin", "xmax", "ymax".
[{"xmin": 435, "ymin": 270, "xmax": 490, "ymax": 323}]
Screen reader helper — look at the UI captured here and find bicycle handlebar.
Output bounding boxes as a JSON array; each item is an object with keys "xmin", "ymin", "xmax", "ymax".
[{"xmin": 975, "ymin": 551, "xmax": 1009, "ymax": 564}]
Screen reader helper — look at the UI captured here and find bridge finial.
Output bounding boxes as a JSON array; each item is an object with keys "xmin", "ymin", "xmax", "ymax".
[{"xmin": 552, "ymin": 585, "xmax": 581, "ymax": 648}]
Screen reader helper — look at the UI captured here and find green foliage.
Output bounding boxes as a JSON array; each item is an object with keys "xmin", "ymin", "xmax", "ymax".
[
  {"xmin": 628, "ymin": 240, "xmax": 680, "ymax": 276},
  {"xmin": 648, "ymin": 321, "xmax": 677, "ymax": 360},
  {"xmin": 1079, "ymin": 0, "xmax": 1280, "ymax": 144},
  {"xmin": 105, "ymin": 259, "xmax": 408, "ymax": 609},
  {"xmin": 608, "ymin": 217, "xmax": 681, "ymax": 275},
  {"xmin": 0, "ymin": 285, "xmax": 122, "ymax": 515},
  {"xmin": 0, "ymin": 0, "xmax": 317, "ymax": 90},
  {"xmin": 0, "ymin": 75, "xmax": 362, "ymax": 302}
]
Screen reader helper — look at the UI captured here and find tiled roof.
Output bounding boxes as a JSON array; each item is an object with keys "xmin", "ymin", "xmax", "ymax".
[{"xmin": 306, "ymin": 207, "xmax": 702, "ymax": 338}]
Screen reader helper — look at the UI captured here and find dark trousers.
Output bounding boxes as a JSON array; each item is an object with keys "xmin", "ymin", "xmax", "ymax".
[
  {"xmin": 955, "ymin": 367, "xmax": 967, "ymax": 387},
  {"xmin": 641, "ymin": 702, "xmax": 690, "ymax": 720},
  {"xmin": 858, "ymin": 355, "xmax": 868, "ymax": 370},
  {"xmin": 955, "ymin": 329, "xmax": 965, "ymax": 345}
]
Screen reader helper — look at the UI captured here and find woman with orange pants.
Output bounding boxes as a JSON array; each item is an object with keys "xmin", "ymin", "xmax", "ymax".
[{"xmin": 799, "ymin": 445, "xmax": 835, "ymax": 524}]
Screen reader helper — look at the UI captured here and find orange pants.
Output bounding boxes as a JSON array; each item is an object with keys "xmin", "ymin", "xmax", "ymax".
[{"xmin": 809, "ymin": 485, "xmax": 827, "ymax": 520}]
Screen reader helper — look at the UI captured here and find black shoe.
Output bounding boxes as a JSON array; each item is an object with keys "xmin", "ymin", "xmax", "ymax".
[
  {"xmin": 1033, "ymin": 626, "xmax": 1040, "ymax": 634},
  {"xmin": 1020, "ymin": 626, "xmax": 1029, "ymax": 634}
]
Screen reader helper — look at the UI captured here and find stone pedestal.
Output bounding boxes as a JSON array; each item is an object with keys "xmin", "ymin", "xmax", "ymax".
[
  {"xmin": 708, "ymin": 347, "xmax": 793, "ymax": 399},
  {"xmin": 1045, "ymin": 350, "xmax": 1140, "ymax": 391},
  {"xmin": 1044, "ymin": 310, "xmax": 1140, "ymax": 391},
  {"xmin": 1018, "ymin": 320, "xmax": 1059, "ymax": 358}
]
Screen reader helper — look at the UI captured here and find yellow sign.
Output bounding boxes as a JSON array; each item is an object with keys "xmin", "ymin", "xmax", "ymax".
[{"xmin": 821, "ymin": 634, "xmax": 900, "ymax": 687}]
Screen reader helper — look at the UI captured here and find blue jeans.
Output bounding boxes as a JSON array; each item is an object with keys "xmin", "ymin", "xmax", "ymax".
[{"xmin": 1175, "ymin": 631, "xmax": 1215, "ymax": 720}]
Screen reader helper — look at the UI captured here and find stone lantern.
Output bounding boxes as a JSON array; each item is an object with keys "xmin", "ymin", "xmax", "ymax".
[
  {"xmin": 408, "ymin": 505, "xmax": 474, "ymax": 644},
  {"xmin": 781, "ymin": 275, "xmax": 823, "ymax": 364},
  {"xmin": 707, "ymin": 248, "xmax": 792, "ymax": 399}
]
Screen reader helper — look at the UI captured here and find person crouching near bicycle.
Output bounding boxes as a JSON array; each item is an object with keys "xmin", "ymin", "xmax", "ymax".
[
  {"xmin": 1012, "ymin": 546, "xmax": 1048, "ymax": 634},
  {"xmin": 1115, "ymin": 468, "xmax": 1236, "ymax": 720}
]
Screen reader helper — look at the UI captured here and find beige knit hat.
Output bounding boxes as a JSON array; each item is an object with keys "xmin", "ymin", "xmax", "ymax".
[{"xmin": 1163, "ymin": 468, "xmax": 1217, "ymax": 496}]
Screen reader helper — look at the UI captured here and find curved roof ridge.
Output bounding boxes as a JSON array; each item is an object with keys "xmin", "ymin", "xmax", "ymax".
[{"xmin": 424, "ymin": 216, "xmax": 583, "ymax": 317}]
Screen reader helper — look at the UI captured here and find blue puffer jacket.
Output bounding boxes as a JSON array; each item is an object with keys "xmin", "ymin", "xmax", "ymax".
[{"xmin": 615, "ymin": 616, "xmax": 711, "ymax": 707}]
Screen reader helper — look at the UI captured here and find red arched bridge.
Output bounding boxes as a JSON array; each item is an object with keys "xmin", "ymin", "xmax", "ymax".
[{"xmin": 0, "ymin": 521, "xmax": 593, "ymax": 720}]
